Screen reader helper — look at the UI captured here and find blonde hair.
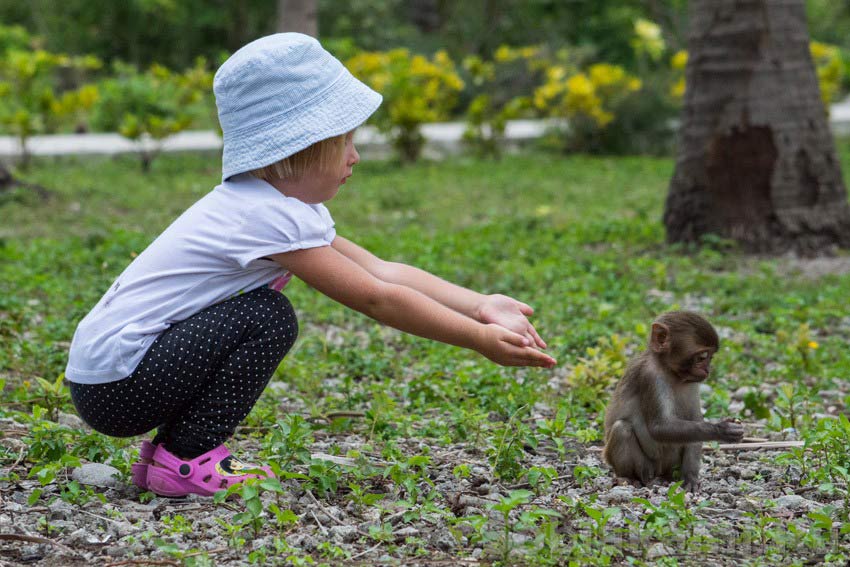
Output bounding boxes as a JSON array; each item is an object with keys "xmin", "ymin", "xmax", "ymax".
[{"xmin": 248, "ymin": 133, "xmax": 347, "ymax": 181}]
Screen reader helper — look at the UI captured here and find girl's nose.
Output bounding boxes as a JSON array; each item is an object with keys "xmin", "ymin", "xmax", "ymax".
[{"xmin": 348, "ymin": 145, "xmax": 360, "ymax": 166}]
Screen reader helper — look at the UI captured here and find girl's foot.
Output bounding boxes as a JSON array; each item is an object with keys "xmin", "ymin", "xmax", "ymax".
[
  {"xmin": 131, "ymin": 440, "xmax": 157, "ymax": 489},
  {"xmin": 145, "ymin": 443, "xmax": 273, "ymax": 497}
]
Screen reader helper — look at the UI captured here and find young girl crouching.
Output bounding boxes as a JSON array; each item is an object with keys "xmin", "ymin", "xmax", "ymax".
[{"xmin": 65, "ymin": 33, "xmax": 556, "ymax": 498}]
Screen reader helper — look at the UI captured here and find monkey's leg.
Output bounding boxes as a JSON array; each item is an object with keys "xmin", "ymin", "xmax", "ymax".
[{"xmin": 603, "ymin": 420, "xmax": 656, "ymax": 485}]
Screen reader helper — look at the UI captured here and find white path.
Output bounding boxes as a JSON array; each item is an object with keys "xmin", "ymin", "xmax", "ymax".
[{"xmin": 0, "ymin": 105, "xmax": 848, "ymax": 159}]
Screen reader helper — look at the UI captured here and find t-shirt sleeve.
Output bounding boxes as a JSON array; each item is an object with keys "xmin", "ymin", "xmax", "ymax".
[{"xmin": 228, "ymin": 200, "xmax": 336, "ymax": 269}]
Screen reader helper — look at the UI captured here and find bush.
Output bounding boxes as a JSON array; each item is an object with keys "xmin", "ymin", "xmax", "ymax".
[
  {"xmin": 346, "ymin": 48, "xmax": 464, "ymax": 162},
  {"xmin": 461, "ymin": 46, "xmax": 544, "ymax": 158},
  {"xmin": 0, "ymin": 25, "xmax": 101, "ymax": 168},
  {"xmin": 89, "ymin": 62, "xmax": 208, "ymax": 172}
]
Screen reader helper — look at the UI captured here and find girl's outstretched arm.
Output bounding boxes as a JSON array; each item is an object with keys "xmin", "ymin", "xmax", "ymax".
[
  {"xmin": 331, "ymin": 236, "xmax": 547, "ymax": 348},
  {"xmin": 270, "ymin": 244, "xmax": 556, "ymax": 368}
]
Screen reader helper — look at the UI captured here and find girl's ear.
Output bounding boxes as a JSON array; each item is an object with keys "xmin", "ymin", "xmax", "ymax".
[{"xmin": 650, "ymin": 322, "xmax": 670, "ymax": 354}]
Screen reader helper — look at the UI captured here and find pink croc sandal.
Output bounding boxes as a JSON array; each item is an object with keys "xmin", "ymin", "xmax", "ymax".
[
  {"xmin": 145, "ymin": 444, "xmax": 273, "ymax": 497},
  {"xmin": 131, "ymin": 440, "xmax": 156, "ymax": 490}
]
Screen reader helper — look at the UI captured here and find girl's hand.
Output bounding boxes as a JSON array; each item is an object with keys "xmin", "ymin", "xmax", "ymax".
[
  {"xmin": 476, "ymin": 324, "xmax": 557, "ymax": 368},
  {"xmin": 477, "ymin": 294, "xmax": 547, "ymax": 349}
]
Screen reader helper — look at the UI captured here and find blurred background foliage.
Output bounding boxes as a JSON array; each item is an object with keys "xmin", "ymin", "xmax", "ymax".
[{"xmin": 0, "ymin": 0, "xmax": 848, "ymax": 164}]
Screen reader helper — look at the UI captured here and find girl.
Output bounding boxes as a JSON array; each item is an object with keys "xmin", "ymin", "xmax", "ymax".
[{"xmin": 65, "ymin": 33, "xmax": 556, "ymax": 498}]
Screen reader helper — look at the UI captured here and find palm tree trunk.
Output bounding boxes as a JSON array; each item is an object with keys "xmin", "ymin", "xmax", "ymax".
[
  {"xmin": 277, "ymin": 0, "xmax": 318, "ymax": 37},
  {"xmin": 664, "ymin": 0, "xmax": 850, "ymax": 255}
]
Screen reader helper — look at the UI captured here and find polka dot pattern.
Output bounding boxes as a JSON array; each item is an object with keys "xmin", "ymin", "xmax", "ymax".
[{"xmin": 69, "ymin": 286, "xmax": 298, "ymax": 459}]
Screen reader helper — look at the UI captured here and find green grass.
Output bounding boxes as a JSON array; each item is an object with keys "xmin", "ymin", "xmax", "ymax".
[{"xmin": 3, "ymin": 145, "xmax": 850, "ymax": 564}]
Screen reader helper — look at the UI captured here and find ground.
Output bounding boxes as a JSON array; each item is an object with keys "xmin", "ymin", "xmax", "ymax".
[{"xmin": 2, "ymin": 149, "xmax": 850, "ymax": 565}]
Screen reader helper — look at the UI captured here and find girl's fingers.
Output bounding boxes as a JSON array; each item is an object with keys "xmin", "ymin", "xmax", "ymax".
[
  {"xmin": 501, "ymin": 330, "xmax": 529, "ymax": 347},
  {"xmin": 517, "ymin": 301, "xmax": 534, "ymax": 316},
  {"xmin": 528, "ymin": 325, "xmax": 547, "ymax": 349}
]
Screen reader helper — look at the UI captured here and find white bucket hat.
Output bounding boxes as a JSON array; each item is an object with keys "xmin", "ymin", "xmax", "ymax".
[{"xmin": 214, "ymin": 33, "xmax": 382, "ymax": 180}]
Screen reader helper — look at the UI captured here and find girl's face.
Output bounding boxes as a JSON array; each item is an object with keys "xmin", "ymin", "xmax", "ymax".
[{"xmin": 294, "ymin": 131, "xmax": 360, "ymax": 204}]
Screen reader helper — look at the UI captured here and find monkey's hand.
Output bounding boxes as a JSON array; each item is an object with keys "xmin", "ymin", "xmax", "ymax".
[
  {"xmin": 477, "ymin": 294, "xmax": 547, "ymax": 349},
  {"xmin": 715, "ymin": 420, "xmax": 744, "ymax": 443}
]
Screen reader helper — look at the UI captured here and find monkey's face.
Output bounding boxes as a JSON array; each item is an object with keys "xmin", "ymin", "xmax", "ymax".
[{"xmin": 676, "ymin": 346, "xmax": 715, "ymax": 382}]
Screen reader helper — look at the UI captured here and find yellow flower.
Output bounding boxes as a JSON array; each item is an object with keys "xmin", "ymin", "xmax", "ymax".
[
  {"xmin": 671, "ymin": 50, "xmax": 688, "ymax": 70},
  {"xmin": 494, "ymin": 45, "xmax": 514, "ymax": 63},
  {"xmin": 566, "ymin": 73, "xmax": 594, "ymax": 97},
  {"xmin": 808, "ymin": 341, "xmax": 819, "ymax": 350}
]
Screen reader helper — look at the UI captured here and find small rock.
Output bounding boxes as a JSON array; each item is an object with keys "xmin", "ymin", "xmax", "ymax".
[
  {"xmin": 58, "ymin": 412, "xmax": 86, "ymax": 430},
  {"xmin": 330, "ymin": 525, "xmax": 359, "ymax": 544},
  {"xmin": 104, "ymin": 546, "xmax": 126, "ymax": 557},
  {"xmin": 647, "ymin": 543, "xmax": 673, "ymax": 560},
  {"xmin": 733, "ymin": 386, "xmax": 756, "ymax": 401},
  {"xmin": 599, "ymin": 485, "xmax": 634, "ymax": 505},
  {"xmin": 430, "ymin": 528, "xmax": 456, "ymax": 551},
  {"xmin": 289, "ymin": 534, "xmax": 317, "ymax": 551},
  {"xmin": 47, "ymin": 499, "xmax": 73, "ymax": 520},
  {"xmin": 774, "ymin": 494, "xmax": 821, "ymax": 513},
  {"xmin": 395, "ymin": 526, "xmax": 419, "ymax": 538},
  {"xmin": 475, "ymin": 484, "xmax": 491, "ymax": 496},
  {"xmin": 72, "ymin": 463, "xmax": 122, "ymax": 488}
]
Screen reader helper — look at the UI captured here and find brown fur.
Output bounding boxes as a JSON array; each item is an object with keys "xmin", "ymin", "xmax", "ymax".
[{"xmin": 602, "ymin": 311, "xmax": 743, "ymax": 491}]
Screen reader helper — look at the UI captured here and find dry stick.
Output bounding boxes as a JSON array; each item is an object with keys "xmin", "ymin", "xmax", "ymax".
[
  {"xmin": 0, "ymin": 533, "xmax": 78, "ymax": 557},
  {"xmin": 308, "ymin": 507, "xmax": 328, "ymax": 535},
  {"xmin": 183, "ymin": 547, "xmax": 228, "ymax": 559},
  {"xmin": 3, "ymin": 447, "xmax": 26, "ymax": 476},
  {"xmin": 348, "ymin": 541, "xmax": 383, "ymax": 561},
  {"xmin": 708, "ymin": 441, "xmax": 805, "ymax": 451},
  {"xmin": 587, "ymin": 440, "xmax": 804, "ymax": 453}
]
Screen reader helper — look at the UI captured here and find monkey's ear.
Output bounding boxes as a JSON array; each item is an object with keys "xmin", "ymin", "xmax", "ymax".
[{"xmin": 650, "ymin": 323, "xmax": 670, "ymax": 353}]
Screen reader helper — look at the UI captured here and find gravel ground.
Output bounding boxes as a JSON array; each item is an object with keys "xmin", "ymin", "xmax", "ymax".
[{"xmin": 1, "ymin": 400, "xmax": 847, "ymax": 566}]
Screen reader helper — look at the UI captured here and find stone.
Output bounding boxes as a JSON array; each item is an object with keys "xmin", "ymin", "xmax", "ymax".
[
  {"xmin": 72, "ymin": 463, "xmax": 122, "ymax": 488},
  {"xmin": 774, "ymin": 494, "xmax": 821, "ymax": 513},
  {"xmin": 395, "ymin": 526, "xmax": 420, "ymax": 538},
  {"xmin": 600, "ymin": 485, "xmax": 634, "ymax": 505},
  {"xmin": 330, "ymin": 525, "xmax": 359, "ymax": 544},
  {"xmin": 58, "ymin": 412, "xmax": 86, "ymax": 430},
  {"xmin": 647, "ymin": 543, "xmax": 673, "ymax": 560}
]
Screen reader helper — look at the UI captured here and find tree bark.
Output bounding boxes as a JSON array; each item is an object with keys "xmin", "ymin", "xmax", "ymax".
[
  {"xmin": 664, "ymin": 0, "xmax": 850, "ymax": 255},
  {"xmin": 277, "ymin": 0, "xmax": 318, "ymax": 37}
]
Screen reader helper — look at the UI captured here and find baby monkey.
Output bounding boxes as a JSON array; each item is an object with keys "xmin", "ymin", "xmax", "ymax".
[{"xmin": 602, "ymin": 311, "xmax": 743, "ymax": 492}]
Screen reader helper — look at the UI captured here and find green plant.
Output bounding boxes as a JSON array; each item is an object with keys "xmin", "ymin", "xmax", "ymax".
[
  {"xmin": 0, "ymin": 38, "xmax": 100, "ymax": 168},
  {"xmin": 89, "ymin": 62, "xmax": 200, "ymax": 172},
  {"xmin": 461, "ymin": 46, "xmax": 542, "ymax": 158}
]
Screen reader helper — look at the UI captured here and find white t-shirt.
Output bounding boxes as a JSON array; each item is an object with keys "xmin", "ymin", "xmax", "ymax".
[{"xmin": 65, "ymin": 174, "xmax": 336, "ymax": 384}]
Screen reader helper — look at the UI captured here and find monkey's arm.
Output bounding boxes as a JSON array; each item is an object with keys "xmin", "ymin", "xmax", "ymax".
[
  {"xmin": 648, "ymin": 418, "xmax": 734, "ymax": 443},
  {"xmin": 630, "ymin": 415, "xmax": 662, "ymax": 461}
]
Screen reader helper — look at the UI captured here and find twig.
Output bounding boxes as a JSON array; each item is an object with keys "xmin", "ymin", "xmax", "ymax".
[
  {"xmin": 589, "ymin": 440, "xmax": 805, "ymax": 453},
  {"xmin": 348, "ymin": 541, "xmax": 383, "ymax": 561},
  {"xmin": 183, "ymin": 547, "xmax": 228, "ymax": 558},
  {"xmin": 709, "ymin": 441, "xmax": 805, "ymax": 451},
  {"xmin": 309, "ymin": 507, "xmax": 328, "ymax": 535},
  {"xmin": 0, "ymin": 533, "xmax": 78, "ymax": 557},
  {"xmin": 305, "ymin": 490, "xmax": 346, "ymax": 525},
  {"xmin": 507, "ymin": 474, "xmax": 573, "ymax": 490},
  {"xmin": 2, "ymin": 447, "xmax": 26, "ymax": 475}
]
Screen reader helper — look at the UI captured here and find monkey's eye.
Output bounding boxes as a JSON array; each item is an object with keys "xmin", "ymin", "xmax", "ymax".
[{"xmin": 694, "ymin": 352, "xmax": 709, "ymax": 362}]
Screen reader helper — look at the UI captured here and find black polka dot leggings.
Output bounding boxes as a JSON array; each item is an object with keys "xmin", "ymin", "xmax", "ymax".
[{"xmin": 69, "ymin": 286, "xmax": 298, "ymax": 459}]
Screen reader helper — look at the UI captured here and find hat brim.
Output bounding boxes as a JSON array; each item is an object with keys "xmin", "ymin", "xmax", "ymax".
[{"xmin": 221, "ymin": 71, "xmax": 382, "ymax": 180}]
